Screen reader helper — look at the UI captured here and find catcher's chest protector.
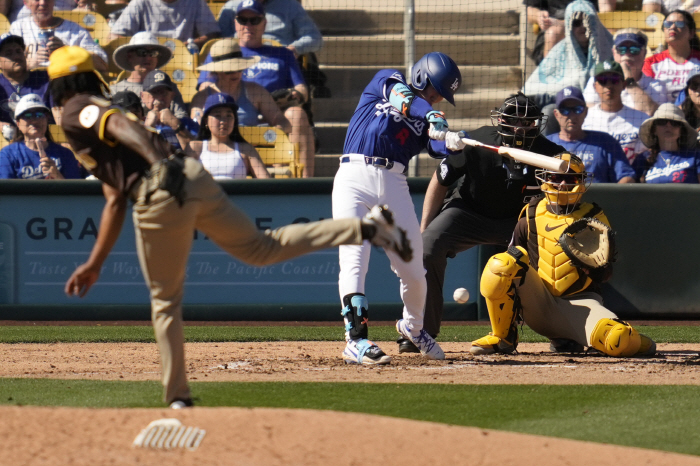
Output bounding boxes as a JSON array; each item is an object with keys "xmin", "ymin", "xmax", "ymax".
[{"xmin": 528, "ymin": 200, "xmax": 599, "ymax": 296}]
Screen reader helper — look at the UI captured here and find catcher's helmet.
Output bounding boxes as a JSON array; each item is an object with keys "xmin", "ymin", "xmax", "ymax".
[
  {"xmin": 491, "ymin": 92, "xmax": 546, "ymax": 150},
  {"xmin": 411, "ymin": 52, "xmax": 462, "ymax": 106},
  {"xmin": 536, "ymin": 152, "xmax": 591, "ymax": 214}
]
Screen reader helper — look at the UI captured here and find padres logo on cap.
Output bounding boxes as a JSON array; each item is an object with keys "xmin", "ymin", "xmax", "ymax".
[
  {"xmin": 242, "ymin": 0, "xmax": 254, "ymax": 6},
  {"xmin": 154, "ymin": 72, "xmax": 165, "ymax": 82}
]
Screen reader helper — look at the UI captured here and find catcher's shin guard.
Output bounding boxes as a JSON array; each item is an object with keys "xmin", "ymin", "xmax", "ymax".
[
  {"xmin": 471, "ymin": 247, "xmax": 528, "ymax": 355},
  {"xmin": 341, "ymin": 293, "xmax": 369, "ymax": 341},
  {"xmin": 590, "ymin": 318, "xmax": 656, "ymax": 357}
]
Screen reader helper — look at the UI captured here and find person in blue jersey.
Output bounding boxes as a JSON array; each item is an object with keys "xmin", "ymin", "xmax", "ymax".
[
  {"xmin": 548, "ymin": 86, "xmax": 636, "ymax": 183},
  {"xmin": 637, "ymin": 103, "xmax": 700, "ymax": 183},
  {"xmin": 0, "ymin": 93, "xmax": 83, "ymax": 179},
  {"xmin": 332, "ymin": 52, "xmax": 464, "ymax": 365}
]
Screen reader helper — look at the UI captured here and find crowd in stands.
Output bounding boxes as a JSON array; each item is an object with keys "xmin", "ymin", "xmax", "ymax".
[{"xmin": 0, "ymin": 0, "xmax": 699, "ymax": 183}]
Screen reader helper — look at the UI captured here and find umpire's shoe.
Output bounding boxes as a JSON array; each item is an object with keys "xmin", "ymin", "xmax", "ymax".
[
  {"xmin": 397, "ymin": 337, "xmax": 420, "ymax": 354},
  {"xmin": 396, "ymin": 319, "xmax": 444, "ymax": 360},
  {"xmin": 343, "ymin": 339, "xmax": 391, "ymax": 365},
  {"xmin": 361, "ymin": 205, "xmax": 413, "ymax": 262}
]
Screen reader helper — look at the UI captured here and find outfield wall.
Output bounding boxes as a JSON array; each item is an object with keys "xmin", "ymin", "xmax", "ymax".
[{"xmin": 0, "ymin": 180, "xmax": 697, "ymax": 320}]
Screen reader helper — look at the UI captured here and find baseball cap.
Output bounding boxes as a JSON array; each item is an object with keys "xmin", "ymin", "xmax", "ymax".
[
  {"xmin": 142, "ymin": 70, "xmax": 174, "ymax": 93},
  {"xmin": 236, "ymin": 0, "xmax": 265, "ymax": 16},
  {"xmin": 594, "ymin": 60, "xmax": 624, "ymax": 78},
  {"xmin": 203, "ymin": 92, "xmax": 239, "ymax": 117},
  {"xmin": 196, "ymin": 39, "xmax": 260, "ymax": 72},
  {"xmin": 614, "ymin": 32, "xmax": 648, "ymax": 48},
  {"xmin": 47, "ymin": 46, "xmax": 110, "ymax": 88},
  {"xmin": 112, "ymin": 90, "xmax": 141, "ymax": 110},
  {"xmin": 0, "ymin": 33, "xmax": 24, "ymax": 50},
  {"xmin": 14, "ymin": 94, "xmax": 49, "ymax": 119},
  {"xmin": 555, "ymin": 86, "xmax": 586, "ymax": 108}
]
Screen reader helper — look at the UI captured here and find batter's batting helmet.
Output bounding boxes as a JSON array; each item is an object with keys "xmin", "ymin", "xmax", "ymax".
[{"xmin": 411, "ymin": 52, "xmax": 462, "ymax": 106}]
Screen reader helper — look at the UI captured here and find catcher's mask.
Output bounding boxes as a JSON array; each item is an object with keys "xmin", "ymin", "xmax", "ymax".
[
  {"xmin": 536, "ymin": 152, "xmax": 591, "ymax": 215},
  {"xmin": 491, "ymin": 92, "xmax": 546, "ymax": 150}
]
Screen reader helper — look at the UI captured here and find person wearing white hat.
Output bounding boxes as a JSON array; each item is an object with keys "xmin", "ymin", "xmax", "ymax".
[
  {"xmin": 0, "ymin": 93, "xmax": 84, "ymax": 179},
  {"xmin": 637, "ymin": 102, "xmax": 700, "ymax": 183}
]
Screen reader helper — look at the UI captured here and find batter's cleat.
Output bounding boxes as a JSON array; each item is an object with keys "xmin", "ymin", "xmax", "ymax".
[
  {"xmin": 549, "ymin": 338, "xmax": 585, "ymax": 354},
  {"xmin": 635, "ymin": 334, "xmax": 657, "ymax": 357},
  {"xmin": 343, "ymin": 339, "xmax": 391, "ymax": 365},
  {"xmin": 169, "ymin": 398, "xmax": 194, "ymax": 409},
  {"xmin": 470, "ymin": 333, "xmax": 517, "ymax": 355},
  {"xmin": 362, "ymin": 205, "xmax": 413, "ymax": 262},
  {"xmin": 396, "ymin": 319, "xmax": 444, "ymax": 360},
  {"xmin": 397, "ymin": 337, "xmax": 420, "ymax": 354}
]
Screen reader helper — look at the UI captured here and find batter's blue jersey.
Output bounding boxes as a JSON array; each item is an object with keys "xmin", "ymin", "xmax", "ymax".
[{"xmin": 343, "ymin": 69, "xmax": 454, "ymax": 166}]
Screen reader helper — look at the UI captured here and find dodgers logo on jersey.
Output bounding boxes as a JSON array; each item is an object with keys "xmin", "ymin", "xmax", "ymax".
[{"xmin": 374, "ymin": 102, "xmax": 425, "ymax": 135}]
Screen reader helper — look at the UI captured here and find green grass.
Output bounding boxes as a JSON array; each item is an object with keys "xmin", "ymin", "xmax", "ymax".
[
  {"xmin": 0, "ymin": 378, "xmax": 698, "ymax": 456},
  {"xmin": 0, "ymin": 324, "xmax": 698, "ymax": 343}
]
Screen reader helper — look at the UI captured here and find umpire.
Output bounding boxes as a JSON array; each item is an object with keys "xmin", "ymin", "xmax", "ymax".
[{"xmin": 398, "ymin": 93, "xmax": 565, "ymax": 352}]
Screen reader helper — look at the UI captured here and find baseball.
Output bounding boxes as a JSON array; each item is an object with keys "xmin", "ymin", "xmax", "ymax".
[{"xmin": 453, "ymin": 287, "xmax": 470, "ymax": 303}]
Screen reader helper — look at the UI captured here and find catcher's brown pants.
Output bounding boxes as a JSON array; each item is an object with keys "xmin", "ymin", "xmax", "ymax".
[
  {"xmin": 132, "ymin": 157, "xmax": 363, "ymax": 404},
  {"xmin": 516, "ymin": 266, "xmax": 617, "ymax": 347}
]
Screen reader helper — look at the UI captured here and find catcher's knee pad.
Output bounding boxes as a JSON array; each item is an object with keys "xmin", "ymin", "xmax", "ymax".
[
  {"xmin": 590, "ymin": 318, "xmax": 642, "ymax": 357},
  {"xmin": 480, "ymin": 246, "xmax": 528, "ymax": 339},
  {"xmin": 341, "ymin": 293, "xmax": 369, "ymax": 340}
]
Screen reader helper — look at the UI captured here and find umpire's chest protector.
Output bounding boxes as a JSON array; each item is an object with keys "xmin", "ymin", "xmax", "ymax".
[{"xmin": 527, "ymin": 200, "xmax": 597, "ymax": 297}]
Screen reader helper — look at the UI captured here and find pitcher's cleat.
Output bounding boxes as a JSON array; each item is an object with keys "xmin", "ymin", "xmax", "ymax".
[
  {"xmin": 396, "ymin": 319, "xmax": 444, "ymax": 360},
  {"xmin": 470, "ymin": 333, "xmax": 517, "ymax": 355},
  {"xmin": 342, "ymin": 339, "xmax": 391, "ymax": 365},
  {"xmin": 362, "ymin": 205, "xmax": 413, "ymax": 262},
  {"xmin": 635, "ymin": 334, "xmax": 657, "ymax": 357}
]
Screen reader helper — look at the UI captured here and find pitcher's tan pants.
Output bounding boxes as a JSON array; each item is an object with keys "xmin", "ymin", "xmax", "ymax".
[{"xmin": 132, "ymin": 158, "xmax": 362, "ymax": 403}]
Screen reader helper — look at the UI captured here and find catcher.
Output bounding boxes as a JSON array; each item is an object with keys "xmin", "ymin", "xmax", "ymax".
[{"xmin": 470, "ymin": 152, "xmax": 656, "ymax": 358}]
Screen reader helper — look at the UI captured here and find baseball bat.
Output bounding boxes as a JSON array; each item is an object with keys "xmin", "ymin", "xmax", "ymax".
[{"xmin": 461, "ymin": 138, "xmax": 568, "ymax": 173}]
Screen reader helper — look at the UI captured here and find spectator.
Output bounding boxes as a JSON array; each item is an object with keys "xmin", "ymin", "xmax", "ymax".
[
  {"xmin": 190, "ymin": 39, "xmax": 289, "ymax": 134},
  {"xmin": 638, "ymin": 103, "xmax": 700, "ymax": 183},
  {"xmin": 141, "ymin": 70, "xmax": 197, "ymax": 150},
  {"xmin": 111, "ymin": 31, "xmax": 188, "ymax": 118},
  {"xmin": 643, "ymin": 10, "xmax": 700, "ymax": 103},
  {"xmin": 186, "ymin": 92, "xmax": 270, "ymax": 179},
  {"xmin": 109, "ymin": 0, "xmax": 221, "ymax": 49},
  {"xmin": 584, "ymin": 29, "xmax": 668, "ymax": 116},
  {"xmin": 680, "ymin": 70, "xmax": 700, "ymax": 130},
  {"xmin": 524, "ymin": 0, "xmax": 614, "ymax": 64},
  {"xmin": 642, "ymin": 0, "xmax": 700, "ymax": 15},
  {"xmin": 523, "ymin": 0, "xmax": 613, "ymax": 135},
  {"xmin": 548, "ymin": 86, "xmax": 636, "ymax": 182},
  {"xmin": 112, "ymin": 90, "xmax": 144, "ymax": 119},
  {"xmin": 583, "ymin": 60, "xmax": 649, "ymax": 164},
  {"xmin": 0, "ymin": 33, "xmax": 50, "ymax": 138},
  {"xmin": 10, "ymin": 0, "xmax": 107, "ymax": 71},
  {"xmin": 218, "ymin": 0, "xmax": 323, "ymax": 56},
  {"xmin": 3, "ymin": 0, "xmax": 75, "ymax": 23},
  {"xmin": 0, "ymin": 93, "xmax": 83, "ymax": 179}
]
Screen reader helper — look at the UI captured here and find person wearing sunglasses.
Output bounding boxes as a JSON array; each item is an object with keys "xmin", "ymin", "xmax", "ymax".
[
  {"xmin": 643, "ymin": 10, "xmax": 700, "ymax": 103},
  {"xmin": 637, "ymin": 103, "xmax": 700, "ymax": 183},
  {"xmin": 548, "ymin": 86, "xmax": 636, "ymax": 183},
  {"xmin": 583, "ymin": 29, "xmax": 668, "ymax": 117},
  {"xmin": 0, "ymin": 93, "xmax": 84, "ymax": 179},
  {"xmin": 583, "ymin": 60, "xmax": 649, "ymax": 166},
  {"xmin": 109, "ymin": 0, "xmax": 221, "ymax": 49},
  {"xmin": 470, "ymin": 152, "xmax": 656, "ymax": 358}
]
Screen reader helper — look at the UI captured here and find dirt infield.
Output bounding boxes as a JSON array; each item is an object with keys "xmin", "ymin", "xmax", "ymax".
[{"xmin": 2, "ymin": 341, "xmax": 700, "ymax": 465}]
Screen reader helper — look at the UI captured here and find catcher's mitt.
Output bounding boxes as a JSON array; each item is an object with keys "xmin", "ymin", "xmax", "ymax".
[
  {"xmin": 558, "ymin": 217, "xmax": 616, "ymax": 270},
  {"xmin": 271, "ymin": 88, "xmax": 304, "ymax": 110}
]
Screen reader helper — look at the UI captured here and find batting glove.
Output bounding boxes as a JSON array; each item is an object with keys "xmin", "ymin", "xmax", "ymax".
[
  {"xmin": 445, "ymin": 131, "xmax": 467, "ymax": 151},
  {"xmin": 389, "ymin": 83, "xmax": 415, "ymax": 116},
  {"xmin": 426, "ymin": 110, "xmax": 448, "ymax": 140}
]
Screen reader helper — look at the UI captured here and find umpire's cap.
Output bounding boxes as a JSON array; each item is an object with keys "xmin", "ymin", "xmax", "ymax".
[
  {"xmin": 411, "ymin": 52, "xmax": 462, "ymax": 106},
  {"xmin": 47, "ymin": 46, "xmax": 110, "ymax": 88}
]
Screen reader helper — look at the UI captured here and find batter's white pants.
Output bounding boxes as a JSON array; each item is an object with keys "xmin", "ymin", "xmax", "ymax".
[{"xmin": 332, "ymin": 155, "xmax": 426, "ymax": 332}]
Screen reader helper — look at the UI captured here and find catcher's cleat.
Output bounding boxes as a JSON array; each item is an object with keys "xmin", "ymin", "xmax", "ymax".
[
  {"xmin": 342, "ymin": 339, "xmax": 391, "ymax": 365},
  {"xmin": 470, "ymin": 333, "xmax": 517, "ymax": 355},
  {"xmin": 169, "ymin": 398, "xmax": 194, "ymax": 409},
  {"xmin": 397, "ymin": 336, "xmax": 420, "ymax": 354},
  {"xmin": 549, "ymin": 338, "xmax": 585, "ymax": 354},
  {"xmin": 362, "ymin": 205, "xmax": 413, "ymax": 262},
  {"xmin": 635, "ymin": 334, "xmax": 657, "ymax": 358},
  {"xmin": 396, "ymin": 319, "xmax": 444, "ymax": 360}
]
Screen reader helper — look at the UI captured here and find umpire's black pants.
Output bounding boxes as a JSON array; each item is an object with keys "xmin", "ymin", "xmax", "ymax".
[{"xmin": 422, "ymin": 198, "xmax": 517, "ymax": 336}]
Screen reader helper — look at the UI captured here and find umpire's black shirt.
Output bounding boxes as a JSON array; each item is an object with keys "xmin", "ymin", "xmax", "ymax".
[{"xmin": 436, "ymin": 126, "xmax": 565, "ymax": 219}]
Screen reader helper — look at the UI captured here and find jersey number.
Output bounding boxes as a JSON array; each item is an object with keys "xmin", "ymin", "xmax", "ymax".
[
  {"xmin": 395, "ymin": 128, "xmax": 410, "ymax": 145},
  {"xmin": 672, "ymin": 171, "xmax": 687, "ymax": 183}
]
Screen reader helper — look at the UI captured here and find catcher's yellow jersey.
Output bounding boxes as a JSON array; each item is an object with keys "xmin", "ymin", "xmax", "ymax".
[{"xmin": 526, "ymin": 199, "xmax": 611, "ymax": 297}]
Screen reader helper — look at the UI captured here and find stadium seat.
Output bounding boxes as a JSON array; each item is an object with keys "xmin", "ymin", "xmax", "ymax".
[
  {"xmin": 209, "ymin": 2, "xmax": 226, "ymax": 20},
  {"xmin": 598, "ymin": 11, "xmax": 665, "ymax": 53},
  {"xmin": 0, "ymin": 13, "xmax": 9, "ymax": 35},
  {"xmin": 238, "ymin": 126, "xmax": 303, "ymax": 178},
  {"xmin": 53, "ymin": 10, "xmax": 111, "ymax": 46}
]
